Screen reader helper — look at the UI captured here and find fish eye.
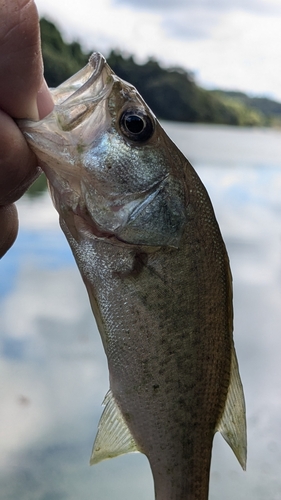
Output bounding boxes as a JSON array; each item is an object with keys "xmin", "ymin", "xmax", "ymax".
[{"xmin": 120, "ymin": 109, "xmax": 154, "ymax": 142}]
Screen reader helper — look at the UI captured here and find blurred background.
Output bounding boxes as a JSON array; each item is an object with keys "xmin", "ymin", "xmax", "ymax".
[{"xmin": 1, "ymin": 1, "xmax": 281, "ymax": 499}]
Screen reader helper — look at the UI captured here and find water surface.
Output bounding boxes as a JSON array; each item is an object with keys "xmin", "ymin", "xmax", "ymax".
[{"xmin": 1, "ymin": 123, "xmax": 281, "ymax": 500}]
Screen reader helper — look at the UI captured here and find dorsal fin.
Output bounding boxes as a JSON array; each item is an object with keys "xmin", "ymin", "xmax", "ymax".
[
  {"xmin": 90, "ymin": 390, "xmax": 139, "ymax": 465},
  {"xmin": 217, "ymin": 347, "xmax": 247, "ymax": 470}
]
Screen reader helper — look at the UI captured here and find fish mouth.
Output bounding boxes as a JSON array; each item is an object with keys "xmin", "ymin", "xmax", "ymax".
[
  {"xmin": 51, "ymin": 52, "xmax": 109, "ymax": 106},
  {"xmin": 18, "ymin": 52, "xmax": 114, "ymax": 137},
  {"xmin": 45, "ymin": 52, "xmax": 114, "ymax": 133}
]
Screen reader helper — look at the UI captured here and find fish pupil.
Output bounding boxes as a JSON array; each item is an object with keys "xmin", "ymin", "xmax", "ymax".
[
  {"xmin": 120, "ymin": 109, "xmax": 154, "ymax": 142},
  {"xmin": 125, "ymin": 115, "xmax": 145, "ymax": 134}
]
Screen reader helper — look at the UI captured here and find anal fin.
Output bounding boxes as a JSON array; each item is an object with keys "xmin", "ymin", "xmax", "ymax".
[
  {"xmin": 90, "ymin": 389, "xmax": 139, "ymax": 465},
  {"xmin": 217, "ymin": 347, "xmax": 247, "ymax": 470}
]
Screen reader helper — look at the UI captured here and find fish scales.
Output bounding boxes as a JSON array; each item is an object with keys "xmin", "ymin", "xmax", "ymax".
[
  {"xmin": 18, "ymin": 52, "xmax": 246, "ymax": 500},
  {"xmin": 63, "ymin": 224, "xmax": 229, "ymax": 500}
]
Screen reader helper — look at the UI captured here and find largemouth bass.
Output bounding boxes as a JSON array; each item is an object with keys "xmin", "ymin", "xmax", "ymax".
[{"xmin": 19, "ymin": 52, "xmax": 246, "ymax": 500}]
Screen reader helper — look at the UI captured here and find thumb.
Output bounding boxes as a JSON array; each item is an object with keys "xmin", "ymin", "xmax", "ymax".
[{"xmin": 0, "ymin": 0, "xmax": 53, "ymax": 120}]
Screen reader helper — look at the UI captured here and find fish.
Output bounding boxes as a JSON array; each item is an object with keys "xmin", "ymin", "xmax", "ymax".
[{"xmin": 18, "ymin": 52, "xmax": 246, "ymax": 500}]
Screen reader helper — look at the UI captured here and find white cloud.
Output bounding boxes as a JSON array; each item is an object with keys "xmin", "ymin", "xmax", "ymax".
[
  {"xmin": 184, "ymin": 11, "xmax": 281, "ymax": 98},
  {"xmin": 113, "ymin": 0, "xmax": 281, "ymax": 15}
]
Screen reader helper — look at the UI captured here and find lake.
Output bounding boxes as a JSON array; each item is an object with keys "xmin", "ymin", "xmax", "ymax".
[{"xmin": 1, "ymin": 122, "xmax": 281, "ymax": 500}]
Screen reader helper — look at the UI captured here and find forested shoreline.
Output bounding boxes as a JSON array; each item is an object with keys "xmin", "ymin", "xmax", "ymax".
[{"xmin": 40, "ymin": 18, "xmax": 281, "ymax": 128}]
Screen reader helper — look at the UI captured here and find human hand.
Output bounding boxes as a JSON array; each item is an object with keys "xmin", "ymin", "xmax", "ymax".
[{"xmin": 0, "ymin": 0, "xmax": 54, "ymax": 257}]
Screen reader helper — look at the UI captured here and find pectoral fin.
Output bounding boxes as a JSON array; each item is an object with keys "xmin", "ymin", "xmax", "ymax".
[
  {"xmin": 217, "ymin": 347, "xmax": 247, "ymax": 470},
  {"xmin": 90, "ymin": 390, "xmax": 139, "ymax": 465}
]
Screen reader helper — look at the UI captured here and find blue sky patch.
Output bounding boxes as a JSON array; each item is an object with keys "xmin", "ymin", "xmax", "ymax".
[{"xmin": 0, "ymin": 228, "xmax": 75, "ymax": 298}]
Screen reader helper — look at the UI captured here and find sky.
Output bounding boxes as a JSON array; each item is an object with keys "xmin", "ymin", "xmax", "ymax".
[{"xmin": 35, "ymin": 0, "xmax": 281, "ymax": 101}]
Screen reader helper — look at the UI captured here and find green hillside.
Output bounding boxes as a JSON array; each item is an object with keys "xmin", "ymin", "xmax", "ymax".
[
  {"xmin": 40, "ymin": 18, "xmax": 281, "ymax": 127},
  {"xmin": 210, "ymin": 90, "xmax": 281, "ymax": 127}
]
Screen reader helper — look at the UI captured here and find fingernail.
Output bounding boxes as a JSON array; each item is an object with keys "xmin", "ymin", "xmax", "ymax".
[{"xmin": 36, "ymin": 79, "xmax": 54, "ymax": 120}]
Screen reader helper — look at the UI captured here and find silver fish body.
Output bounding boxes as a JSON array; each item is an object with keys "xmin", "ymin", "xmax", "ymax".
[{"xmin": 19, "ymin": 52, "xmax": 246, "ymax": 500}]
